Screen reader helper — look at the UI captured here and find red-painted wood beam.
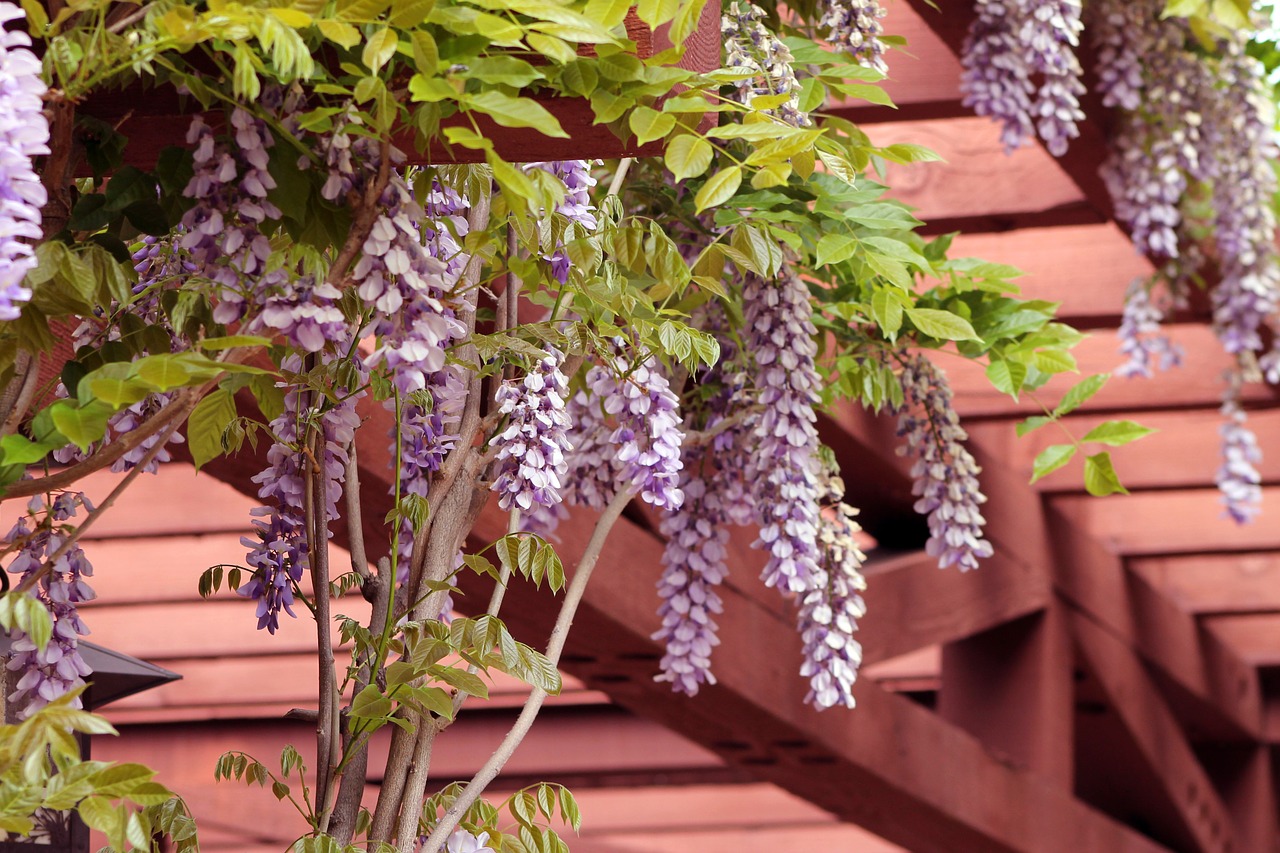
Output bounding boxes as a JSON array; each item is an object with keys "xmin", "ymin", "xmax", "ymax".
[{"xmin": 1073, "ymin": 611, "xmax": 1237, "ymax": 853}]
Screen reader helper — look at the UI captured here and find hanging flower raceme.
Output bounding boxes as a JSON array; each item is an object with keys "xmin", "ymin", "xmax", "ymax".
[
  {"xmin": 798, "ymin": 468, "xmax": 867, "ymax": 710},
  {"xmin": 1201, "ymin": 46, "xmax": 1280, "ymax": 358},
  {"xmin": 183, "ymin": 111, "xmax": 286, "ymax": 323},
  {"xmin": 654, "ymin": 473, "xmax": 730, "ymax": 696},
  {"xmin": 743, "ymin": 272, "xmax": 823, "ymax": 594},
  {"xmin": 3, "ymin": 492, "xmax": 96, "ymax": 717},
  {"xmin": 1217, "ymin": 378, "xmax": 1263, "ymax": 525},
  {"xmin": 523, "ymin": 160, "xmax": 598, "ymax": 284},
  {"xmin": 821, "ymin": 0, "xmax": 889, "ymax": 74},
  {"xmin": 0, "ymin": 2, "xmax": 48, "ymax": 321},
  {"xmin": 722, "ymin": 1, "xmax": 811, "ymax": 128},
  {"xmin": 590, "ymin": 356, "xmax": 686, "ymax": 510},
  {"xmin": 491, "ymin": 346, "xmax": 573, "ymax": 513},
  {"xmin": 895, "ymin": 354, "xmax": 993, "ymax": 571},
  {"xmin": 240, "ymin": 353, "xmax": 365, "ymax": 633},
  {"xmin": 653, "ymin": 306, "xmax": 755, "ymax": 696},
  {"xmin": 961, "ymin": 0, "xmax": 1086, "ymax": 155},
  {"xmin": 1116, "ymin": 279, "xmax": 1183, "ymax": 379}
]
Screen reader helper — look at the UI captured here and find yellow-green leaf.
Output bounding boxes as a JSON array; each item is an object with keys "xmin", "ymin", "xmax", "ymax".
[{"xmin": 694, "ymin": 166, "xmax": 741, "ymax": 213}]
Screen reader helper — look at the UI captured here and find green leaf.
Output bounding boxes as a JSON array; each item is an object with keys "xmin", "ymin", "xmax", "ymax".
[
  {"xmin": 133, "ymin": 354, "xmax": 195, "ymax": 391},
  {"xmin": 349, "ymin": 684, "xmax": 393, "ymax": 721},
  {"xmin": 814, "ymin": 232, "xmax": 858, "ymax": 267},
  {"xmin": 1083, "ymin": 451, "xmax": 1128, "ymax": 496},
  {"xmin": 433, "ymin": 665, "xmax": 489, "ymax": 699},
  {"xmin": 905, "ymin": 308, "xmax": 980, "ymax": 341},
  {"xmin": 91, "ymin": 763, "xmax": 157, "ymax": 798},
  {"xmin": 629, "ymin": 105, "xmax": 675, "ymax": 145},
  {"xmin": 879, "ymin": 142, "xmax": 943, "ymax": 163},
  {"xmin": 317, "ymin": 18, "xmax": 363, "ymax": 47},
  {"xmin": 1032, "ymin": 349, "xmax": 1077, "ymax": 374},
  {"xmin": 694, "ymin": 166, "xmax": 742, "ymax": 213},
  {"xmin": 1080, "ymin": 420, "xmax": 1157, "ymax": 447},
  {"xmin": 1015, "ymin": 415, "xmax": 1053, "ymax": 437},
  {"xmin": 1052, "ymin": 373, "xmax": 1109, "ymax": 418},
  {"xmin": 0, "ymin": 592, "xmax": 52, "ymax": 650},
  {"xmin": 50, "ymin": 400, "xmax": 112, "ymax": 451},
  {"xmin": 187, "ymin": 388, "xmax": 238, "ymax": 470},
  {"xmin": 1030, "ymin": 444, "xmax": 1076, "ymax": 484},
  {"xmin": 665, "ymin": 135, "xmax": 713, "ymax": 181},
  {"xmin": 985, "ymin": 359, "xmax": 1027, "ymax": 398},
  {"xmin": 199, "ymin": 334, "xmax": 273, "ymax": 351},
  {"xmin": 466, "ymin": 90, "xmax": 568, "ymax": 137}
]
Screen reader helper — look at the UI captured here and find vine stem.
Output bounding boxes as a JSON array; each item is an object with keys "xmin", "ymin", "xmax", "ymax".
[
  {"xmin": 307, "ymin": 425, "xmax": 339, "ymax": 835},
  {"xmin": 3, "ymin": 348, "xmax": 254, "ymax": 501},
  {"xmin": 417, "ymin": 486, "xmax": 636, "ymax": 853}
]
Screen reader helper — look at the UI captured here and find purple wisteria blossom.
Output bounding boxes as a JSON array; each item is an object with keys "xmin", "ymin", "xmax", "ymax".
[
  {"xmin": 798, "ymin": 468, "xmax": 867, "ymax": 710},
  {"xmin": 4, "ymin": 492, "xmax": 96, "ymax": 717},
  {"xmin": 1116, "ymin": 279, "xmax": 1183, "ymax": 379},
  {"xmin": 240, "ymin": 354, "xmax": 364, "ymax": 633},
  {"xmin": 491, "ymin": 346, "xmax": 573, "ymax": 512},
  {"xmin": 820, "ymin": 0, "xmax": 889, "ymax": 74},
  {"xmin": 1217, "ymin": 380, "xmax": 1262, "ymax": 524},
  {"xmin": 743, "ymin": 272, "xmax": 823, "ymax": 593},
  {"xmin": 1091, "ymin": 0, "xmax": 1207, "ymax": 262},
  {"xmin": 590, "ymin": 356, "xmax": 685, "ymax": 510},
  {"xmin": 347, "ymin": 157, "xmax": 463, "ymax": 394},
  {"xmin": 722, "ymin": 1, "xmax": 810, "ymax": 128},
  {"xmin": 895, "ymin": 354, "xmax": 993, "ymax": 571},
  {"xmin": 183, "ymin": 111, "xmax": 286, "ymax": 324},
  {"xmin": 1201, "ymin": 46, "xmax": 1280, "ymax": 358},
  {"xmin": 653, "ymin": 307, "xmax": 755, "ymax": 695},
  {"xmin": 961, "ymin": 0, "xmax": 1086, "ymax": 155},
  {"xmin": 653, "ymin": 473, "xmax": 729, "ymax": 695},
  {"xmin": 523, "ymin": 160, "xmax": 598, "ymax": 284},
  {"xmin": 0, "ymin": 2, "xmax": 48, "ymax": 321}
]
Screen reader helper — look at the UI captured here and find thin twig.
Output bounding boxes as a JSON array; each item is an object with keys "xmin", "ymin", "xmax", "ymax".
[
  {"xmin": 607, "ymin": 158, "xmax": 633, "ymax": 198},
  {"xmin": 14, "ymin": 411, "xmax": 190, "ymax": 598},
  {"xmin": 418, "ymin": 487, "xmax": 636, "ymax": 852}
]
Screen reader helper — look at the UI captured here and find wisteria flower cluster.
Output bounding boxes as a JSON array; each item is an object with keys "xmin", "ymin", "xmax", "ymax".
[
  {"xmin": 588, "ymin": 356, "xmax": 686, "ymax": 510},
  {"xmin": 960, "ymin": 0, "xmax": 1086, "ymax": 155},
  {"xmin": 0, "ymin": 2, "xmax": 48, "ymax": 321},
  {"xmin": 722, "ymin": 1, "xmax": 811, "ymax": 128},
  {"xmin": 1116, "ymin": 279, "xmax": 1183, "ymax": 379},
  {"xmin": 240, "ymin": 354, "xmax": 364, "ymax": 633},
  {"xmin": 820, "ymin": 0, "xmax": 890, "ymax": 74},
  {"xmin": 491, "ymin": 346, "xmax": 573, "ymax": 513},
  {"xmin": 1216, "ymin": 381, "xmax": 1262, "ymax": 524},
  {"xmin": 653, "ymin": 472, "xmax": 730, "ymax": 695},
  {"xmin": 798, "ymin": 467, "xmax": 867, "ymax": 709},
  {"xmin": 3, "ymin": 492, "xmax": 95, "ymax": 717},
  {"xmin": 743, "ymin": 272, "xmax": 824, "ymax": 594},
  {"xmin": 895, "ymin": 354, "xmax": 994, "ymax": 572}
]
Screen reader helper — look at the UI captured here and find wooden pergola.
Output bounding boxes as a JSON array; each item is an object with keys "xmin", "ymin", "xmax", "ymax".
[{"xmin": 71, "ymin": 2, "xmax": 1280, "ymax": 850}]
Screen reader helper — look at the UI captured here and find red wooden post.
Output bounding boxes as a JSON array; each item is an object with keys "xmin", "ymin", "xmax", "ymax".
[{"xmin": 938, "ymin": 601, "xmax": 1073, "ymax": 787}]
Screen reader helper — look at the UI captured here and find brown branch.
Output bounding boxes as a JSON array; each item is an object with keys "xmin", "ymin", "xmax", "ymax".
[
  {"xmin": 417, "ymin": 487, "xmax": 637, "ymax": 852},
  {"xmin": 14, "ymin": 409, "xmax": 191, "ymax": 599},
  {"xmin": 308, "ymin": 426, "xmax": 339, "ymax": 835}
]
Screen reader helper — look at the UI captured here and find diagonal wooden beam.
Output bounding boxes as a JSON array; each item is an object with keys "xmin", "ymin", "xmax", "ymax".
[{"xmin": 1073, "ymin": 610, "xmax": 1237, "ymax": 853}]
